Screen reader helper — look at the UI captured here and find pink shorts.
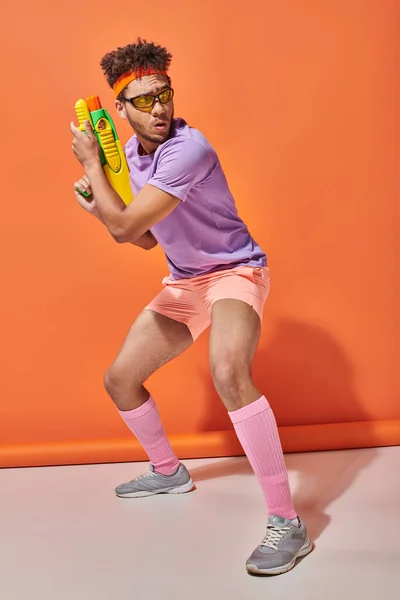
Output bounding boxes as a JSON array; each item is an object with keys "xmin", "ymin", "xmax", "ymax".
[{"xmin": 146, "ymin": 266, "xmax": 270, "ymax": 340}]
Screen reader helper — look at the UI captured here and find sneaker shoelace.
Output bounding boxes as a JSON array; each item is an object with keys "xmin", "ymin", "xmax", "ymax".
[
  {"xmin": 261, "ymin": 524, "xmax": 292, "ymax": 550},
  {"xmin": 134, "ymin": 471, "xmax": 156, "ymax": 481}
]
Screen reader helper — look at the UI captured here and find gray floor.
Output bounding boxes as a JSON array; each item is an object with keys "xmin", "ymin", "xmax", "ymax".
[{"xmin": 1, "ymin": 446, "xmax": 399, "ymax": 599}]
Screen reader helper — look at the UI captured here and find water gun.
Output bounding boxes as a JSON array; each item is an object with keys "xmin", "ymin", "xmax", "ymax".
[{"xmin": 74, "ymin": 95, "xmax": 133, "ymax": 206}]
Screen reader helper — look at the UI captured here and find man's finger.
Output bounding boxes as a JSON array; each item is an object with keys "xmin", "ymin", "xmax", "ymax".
[
  {"xmin": 70, "ymin": 121, "xmax": 82, "ymax": 138},
  {"xmin": 76, "ymin": 179, "xmax": 88, "ymax": 190},
  {"xmin": 84, "ymin": 119, "xmax": 95, "ymax": 139},
  {"xmin": 79, "ymin": 179, "xmax": 91, "ymax": 192}
]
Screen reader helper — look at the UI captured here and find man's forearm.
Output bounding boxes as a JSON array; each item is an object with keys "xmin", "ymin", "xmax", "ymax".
[
  {"xmin": 85, "ymin": 161, "xmax": 127, "ymax": 238},
  {"xmin": 84, "ymin": 170, "xmax": 157, "ymax": 249},
  {"xmin": 93, "ymin": 207, "xmax": 156, "ymax": 248},
  {"xmin": 84, "ymin": 157, "xmax": 180, "ymax": 244}
]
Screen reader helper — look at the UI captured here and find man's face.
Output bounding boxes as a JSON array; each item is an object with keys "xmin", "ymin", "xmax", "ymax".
[{"xmin": 115, "ymin": 74, "xmax": 174, "ymax": 153}]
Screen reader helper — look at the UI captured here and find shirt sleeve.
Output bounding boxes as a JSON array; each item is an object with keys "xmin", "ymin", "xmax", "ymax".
[{"xmin": 147, "ymin": 139, "xmax": 213, "ymax": 202}]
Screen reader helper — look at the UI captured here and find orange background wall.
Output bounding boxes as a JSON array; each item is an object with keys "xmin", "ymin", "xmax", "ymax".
[{"xmin": 1, "ymin": 1, "xmax": 399, "ymax": 466}]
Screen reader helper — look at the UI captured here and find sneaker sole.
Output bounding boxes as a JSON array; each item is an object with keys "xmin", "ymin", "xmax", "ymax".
[
  {"xmin": 246, "ymin": 539, "xmax": 313, "ymax": 576},
  {"xmin": 115, "ymin": 478, "xmax": 195, "ymax": 498}
]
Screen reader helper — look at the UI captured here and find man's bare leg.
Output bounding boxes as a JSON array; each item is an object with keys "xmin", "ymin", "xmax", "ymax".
[
  {"xmin": 105, "ymin": 309, "xmax": 194, "ymax": 493},
  {"xmin": 104, "ymin": 309, "xmax": 192, "ymax": 411}
]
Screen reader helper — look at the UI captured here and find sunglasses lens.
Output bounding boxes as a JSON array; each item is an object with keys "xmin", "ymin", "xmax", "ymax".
[
  {"xmin": 159, "ymin": 88, "xmax": 174, "ymax": 103},
  {"xmin": 133, "ymin": 95, "xmax": 154, "ymax": 109}
]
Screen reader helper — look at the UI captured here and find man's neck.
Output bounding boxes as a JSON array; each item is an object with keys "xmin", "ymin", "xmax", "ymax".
[{"xmin": 137, "ymin": 137, "xmax": 159, "ymax": 156}]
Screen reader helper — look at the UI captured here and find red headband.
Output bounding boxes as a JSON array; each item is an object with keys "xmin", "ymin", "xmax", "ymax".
[{"xmin": 113, "ymin": 69, "xmax": 168, "ymax": 98}]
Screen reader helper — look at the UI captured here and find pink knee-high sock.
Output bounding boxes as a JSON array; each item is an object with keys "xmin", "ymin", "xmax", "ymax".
[
  {"xmin": 118, "ymin": 396, "xmax": 180, "ymax": 475},
  {"xmin": 229, "ymin": 396, "xmax": 297, "ymax": 519}
]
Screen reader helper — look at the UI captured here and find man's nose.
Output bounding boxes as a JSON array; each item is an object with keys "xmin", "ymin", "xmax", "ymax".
[{"xmin": 151, "ymin": 99, "xmax": 166, "ymax": 116}]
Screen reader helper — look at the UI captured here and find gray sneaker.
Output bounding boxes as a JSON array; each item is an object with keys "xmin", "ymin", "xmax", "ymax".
[
  {"xmin": 115, "ymin": 463, "xmax": 194, "ymax": 498},
  {"xmin": 246, "ymin": 515, "xmax": 312, "ymax": 575}
]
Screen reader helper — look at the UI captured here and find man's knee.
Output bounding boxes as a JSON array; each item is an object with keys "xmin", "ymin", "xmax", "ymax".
[
  {"xmin": 104, "ymin": 365, "xmax": 136, "ymax": 403},
  {"xmin": 104, "ymin": 366, "xmax": 119, "ymax": 400},
  {"xmin": 211, "ymin": 357, "xmax": 251, "ymax": 402}
]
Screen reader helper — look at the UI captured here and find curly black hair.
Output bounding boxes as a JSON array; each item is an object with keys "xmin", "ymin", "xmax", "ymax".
[{"xmin": 100, "ymin": 38, "xmax": 172, "ymax": 101}]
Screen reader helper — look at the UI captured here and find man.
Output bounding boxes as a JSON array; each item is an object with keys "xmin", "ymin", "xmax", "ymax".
[{"xmin": 70, "ymin": 38, "xmax": 312, "ymax": 575}]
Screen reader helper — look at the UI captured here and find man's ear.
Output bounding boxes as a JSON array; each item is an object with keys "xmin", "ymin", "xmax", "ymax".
[{"xmin": 115, "ymin": 100, "xmax": 127, "ymax": 120}]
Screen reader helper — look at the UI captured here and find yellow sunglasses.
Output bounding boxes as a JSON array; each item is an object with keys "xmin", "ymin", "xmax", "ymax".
[{"xmin": 125, "ymin": 87, "xmax": 174, "ymax": 112}]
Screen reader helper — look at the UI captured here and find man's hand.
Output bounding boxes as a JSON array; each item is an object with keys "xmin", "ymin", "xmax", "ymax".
[
  {"xmin": 70, "ymin": 120, "xmax": 101, "ymax": 168},
  {"xmin": 73, "ymin": 175, "xmax": 104, "ymax": 223}
]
